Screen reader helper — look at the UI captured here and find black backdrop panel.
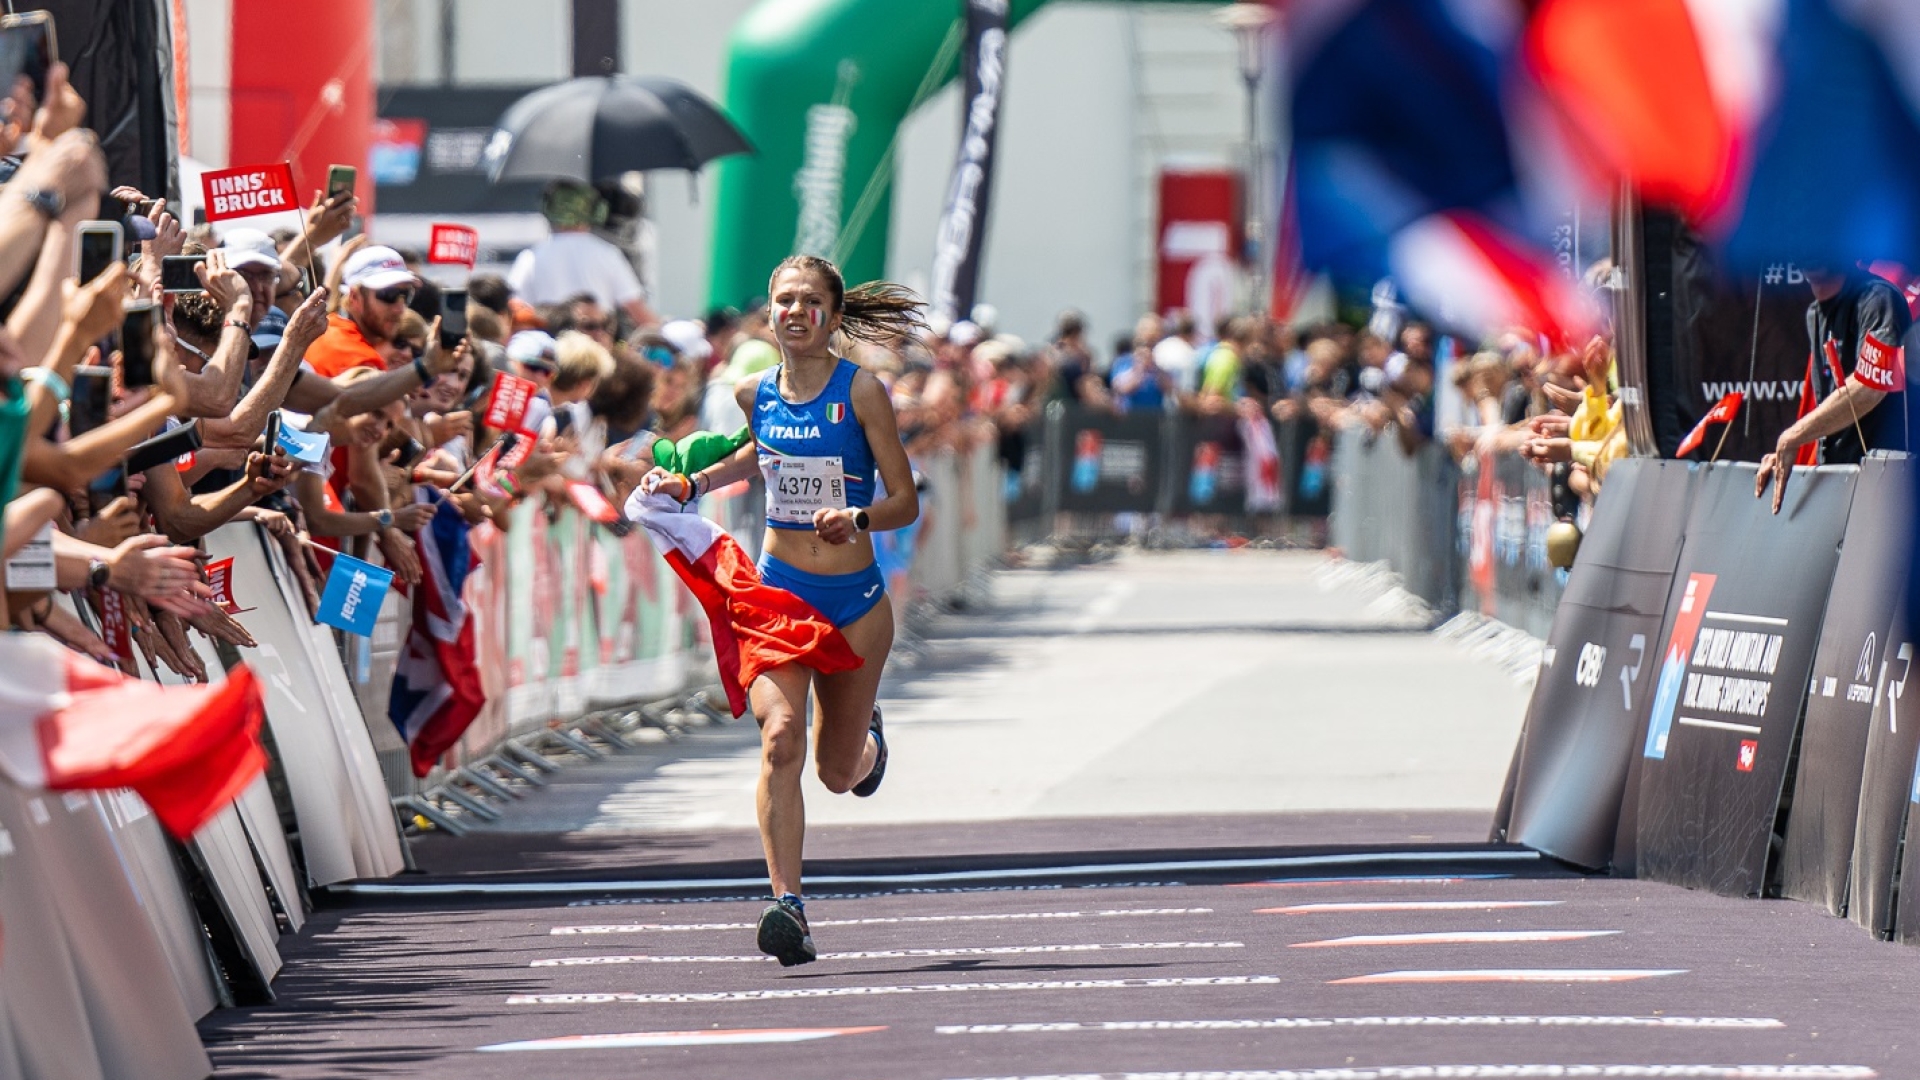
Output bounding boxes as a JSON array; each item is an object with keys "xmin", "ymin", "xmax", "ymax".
[
  {"xmin": 1507, "ymin": 460, "xmax": 1695, "ymax": 871},
  {"xmin": 27, "ymin": 1, "xmax": 173, "ymax": 199},
  {"xmin": 1167, "ymin": 413, "xmax": 1250, "ymax": 516},
  {"xmin": 1635, "ymin": 463, "xmax": 1855, "ymax": 897},
  {"xmin": 1849, "ymin": 597, "xmax": 1919, "ymax": 937},
  {"xmin": 1778, "ymin": 458, "xmax": 1912, "ymax": 915},
  {"xmin": 1053, "ymin": 409, "xmax": 1167, "ymax": 514}
]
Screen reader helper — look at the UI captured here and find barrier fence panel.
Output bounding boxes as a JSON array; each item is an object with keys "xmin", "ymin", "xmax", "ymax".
[
  {"xmin": 24, "ymin": 789, "xmax": 212, "ymax": 1080},
  {"xmin": 1849, "ymin": 592, "xmax": 1919, "ymax": 938},
  {"xmin": 1634, "ymin": 463, "xmax": 1855, "ymax": 898},
  {"xmin": 1778, "ymin": 458, "xmax": 1912, "ymax": 916},
  {"xmin": 139, "ymin": 614, "xmax": 288, "ymax": 988},
  {"xmin": 1504, "ymin": 459, "xmax": 1696, "ymax": 872},
  {"xmin": 1462, "ymin": 451, "xmax": 1568, "ymax": 639},
  {"xmin": 1330, "ymin": 427, "xmax": 1462, "ymax": 615},
  {"xmin": 1054, "ymin": 407, "xmax": 1171, "ymax": 516},
  {"xmin": 0, "ymin": 781, "xmax": 110, "ymax": 1080},
  {"xmin": 207, "ymin": 523, "xmax": 405, "ymax": 885}
]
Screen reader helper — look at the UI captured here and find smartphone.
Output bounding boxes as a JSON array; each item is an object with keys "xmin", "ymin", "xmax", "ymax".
[
  {"xmin": 394, "ymin": 437, "xmax": 425, "ymax": 470},
  {"xmin": 120, "ymin": 301, "xmax": 158, "ymax": 388},
  {"xmin": 264, "ymin": 412, "xmax": 282, "ymax": 456},
  {"xmin": 160, "ymin": 254, "xmax": 207, "ymax": 294},
  {"xmin": 440, "ymin": 287, "xmax": 468, "ymax": 345},
  {"xmin": 125, "ymin": 420, "xmax": 202, "ymax": 474},
  {"xmin": 327, "ymin": 165, "xmax": 356, "ymax": 201},
  {"xmin": 0, "ymin": 12, "xmax": 56, "ymax": 117},
  {"xmin": 74, "ymin": 222, "xmax": 122, "ymax": 286},
  {"xmin": 68, "ymin": 365, "xmax": 111, "ymax": 437}
]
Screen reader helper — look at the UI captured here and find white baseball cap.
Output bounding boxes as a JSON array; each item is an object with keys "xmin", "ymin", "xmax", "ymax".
[
  {"xmin": 219, "ymin": 227, "xmax": 281, "ymax": 274},
  {"xmin": 506, "ymin": 330, "xmax": 559, "ymax": 368},
  {"xmin": 341, "ymin": 245, "xmax": 417, "ymax": 292},
  {"xmin": 660, "ymin": 319, "xmax": 712, "ymax": 361}
]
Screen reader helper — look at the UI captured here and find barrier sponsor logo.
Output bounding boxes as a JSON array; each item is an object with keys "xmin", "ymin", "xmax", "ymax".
[
  {"xmin": 1575, "ymin": 642, "xmax": 1606, "ymax": 687},
  {"xmin": 1738, "ymin": 740, "xmax": 1758, "ymax": 772},
  {"xmin": 1645, "ymin": 573, "xmax": 1717, "ymax": 759},
  {"xmin": 427, "ymin": 223, "xmax": 479, "ymax": 268},
  {"xmin": 200, "ymin": 162, "xmax": 298, "ymax": 222}
]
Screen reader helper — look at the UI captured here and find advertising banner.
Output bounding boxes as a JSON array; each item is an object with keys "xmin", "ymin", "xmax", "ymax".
[
  {"xmin": 1777, "ymin": 458, "xmax": 1911, "ymax": 915},
  {"xmin": 1634, "ymin": 463, "xmax": 1855, "ymax": 897},
  {"xmin": 927, "ymin": 0, "xmax": 1009, "ymax": 325},
  {"xmin": 1506, "ymin": 460, "xmax": 1695, "ymax": 871}
]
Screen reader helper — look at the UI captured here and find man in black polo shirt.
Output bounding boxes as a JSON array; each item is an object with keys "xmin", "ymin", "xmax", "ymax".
[{"xmin": 1755, "ymin": 264, "xmax": 1913, "ymax": 512}]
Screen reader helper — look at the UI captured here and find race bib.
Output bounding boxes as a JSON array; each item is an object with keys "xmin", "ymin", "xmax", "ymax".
[{"xmin": 761, "ymin": 454, "xmax": 846, "ymax": 524}]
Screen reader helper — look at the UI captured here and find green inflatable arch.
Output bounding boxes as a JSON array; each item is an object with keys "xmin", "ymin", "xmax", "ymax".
[{"xmin": 708, "ymin": 0, "xmax": 1221, "ymax": 309}]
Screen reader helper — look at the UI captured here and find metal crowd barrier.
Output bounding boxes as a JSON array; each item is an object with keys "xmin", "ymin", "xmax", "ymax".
[
  {"xmin": 1327, "ymin": 428, "xmax": 1572, "ymax": 632},
  {"xmin": 0, "ymin": 442, "xmax": 1008, "ymax": 1076}
]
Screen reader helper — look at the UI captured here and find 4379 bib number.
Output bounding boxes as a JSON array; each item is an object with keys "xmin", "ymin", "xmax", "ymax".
[{"xmin": 761, "ymin": 454, "xmax": 846, "ymax": 523}]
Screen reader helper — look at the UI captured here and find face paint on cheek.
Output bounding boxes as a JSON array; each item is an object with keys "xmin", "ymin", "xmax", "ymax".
[{"xmin": 810, "ymin": 308, "xmax": 827, "ymax": 328}]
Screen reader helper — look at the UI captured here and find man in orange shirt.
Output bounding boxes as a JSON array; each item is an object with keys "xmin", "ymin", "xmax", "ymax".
[{"xmin": 305, "ymin": 245, "xmax": 419, "ymax": 378}]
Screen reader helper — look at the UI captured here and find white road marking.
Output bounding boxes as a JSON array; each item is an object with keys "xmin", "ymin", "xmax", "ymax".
[
  {"xmin": 337, "ymin": 849, "xmax": 1538, "ymax": 897},
  {"xmin": 1227, "ymin": 874, "xmax": 1514, "ymax": 890},
  {"xmin": 940, "ymin": 1060, "xmax": 1873, "ymax": 1068},
  {"xmin": 533, "ymin": 941, "xmax": 1242, "ymax": 966},
  {"xmin": 1261, "ymin": 900, "xmax": 1564, "ymax": 914},
  {"xmin": 1332, "ymin": 968, "xmax": 1684, "ymax": 985},
  {"xmin": 1292, "ymin": 930, "xmax": 1619, "ymax": 948},
  {"xmin": 507, "ymin": 974, "xmax": 1282, "ymax": 1005},
  {"xmin": 479, "ymin": 1026, "xmax": 884, "ymax": 1051},
  {"xmin": 551, "ymin": 907, "xmax": 1214, "ymax": 935},
  {"xmin": 934, "ymin": 1015, "xmax": 1786, "ymax": 1034}
]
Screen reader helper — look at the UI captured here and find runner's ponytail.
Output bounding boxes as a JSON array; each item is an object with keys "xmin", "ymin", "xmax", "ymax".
[{"xmin": 771, "ymin": 254, "xmax": 926, "ymax": 346}]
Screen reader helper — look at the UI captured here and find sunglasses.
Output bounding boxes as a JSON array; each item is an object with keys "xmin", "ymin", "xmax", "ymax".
[
  {"xmin": 401, "ymin": 340, "xmax": 425, "ymax": 360},
  {"xmin": 576, "ymin": 320, "xmax": 609, "ymax": 333},
  {"xmin": 371, "ymin": 286, "xmax": 415, "ymax": 305}
]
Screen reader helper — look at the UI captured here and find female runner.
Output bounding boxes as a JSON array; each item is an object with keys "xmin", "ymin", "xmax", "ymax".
[{"xmin": 650, "ymin": 255, "xmax": 921, "ymax": 965}]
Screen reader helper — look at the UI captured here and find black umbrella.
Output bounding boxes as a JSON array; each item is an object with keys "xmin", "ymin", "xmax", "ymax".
[{"xmin": 482, "ymin": 75, "xmax": 753, "ymax": 184}]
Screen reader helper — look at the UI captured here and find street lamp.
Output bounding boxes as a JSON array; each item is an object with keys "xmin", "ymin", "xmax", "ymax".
[{"xmin": 1216, "ymin": 3, "xmax": 1274, "ymax": 318}]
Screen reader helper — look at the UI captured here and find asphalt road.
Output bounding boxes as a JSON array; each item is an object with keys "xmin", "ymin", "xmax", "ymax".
[{"xmin": 198, "ymin": 552, "xmax": 1920, "ymax": 1077}]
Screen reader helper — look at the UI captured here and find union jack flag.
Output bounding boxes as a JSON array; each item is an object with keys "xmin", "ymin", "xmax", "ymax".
[{"xmin": 389, "ymin": 497, "xmax": 487, "ymax": 777}]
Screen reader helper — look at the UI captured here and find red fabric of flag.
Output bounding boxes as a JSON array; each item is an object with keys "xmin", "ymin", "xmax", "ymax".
[
  {"xmin": 1675, "ymin": 391, "xmax": 1744, "ymax": 457},
  {"xmin": 1525, "ymin": 0, "xmax": 1741, "ymax": 223},
  {"xmin": 0, "ymin": 634, "xmax": 267, "ymax": 838},
  {"xmin": 627, "ymin": 491, "xmax": 862, "ymax": 716}
]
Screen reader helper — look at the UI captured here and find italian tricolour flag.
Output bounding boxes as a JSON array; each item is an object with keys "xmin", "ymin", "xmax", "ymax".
[
  {"xmin": 624, "ymin": 490, "xmax": 862, "ymax": 715},
  {"xmin": 0, "ymin": 633, "xmax": 269, "ymax": 838}
]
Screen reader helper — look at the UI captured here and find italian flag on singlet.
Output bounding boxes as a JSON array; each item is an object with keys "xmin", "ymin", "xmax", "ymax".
[{"xmin": 623, "ymin": 490, "xmax": 862, "ymax": 716}]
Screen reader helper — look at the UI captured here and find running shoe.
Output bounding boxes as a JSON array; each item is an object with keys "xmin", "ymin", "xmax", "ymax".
[
  {"xmin": 757, "ymin": 897, "xmax": 817, "ymax": 966},
  {"xmin": 851, "ymin": 705, "xmax": 888, "ymax": 798}
]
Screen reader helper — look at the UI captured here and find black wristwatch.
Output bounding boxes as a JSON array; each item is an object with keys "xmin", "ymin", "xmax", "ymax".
[
  {"xmin": 21, "ymin": 186, "xmax": 63, "ymax": 219},
  {"xmin": 852, "ymin": 508, "xmax": 871, "ymax": 532},
  {"xmin": 87, "ymin": 557, "xmax": 111, "ymax": 589}
]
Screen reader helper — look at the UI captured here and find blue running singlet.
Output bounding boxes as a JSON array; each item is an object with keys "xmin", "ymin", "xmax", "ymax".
[{"xmin": 754, "ymin": 359, "xmax": 876, "ymax": 531}]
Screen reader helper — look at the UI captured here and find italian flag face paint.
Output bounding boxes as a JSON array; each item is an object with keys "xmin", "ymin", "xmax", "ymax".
[{"xmin": 774, "ymin": 304, "xmax": 829, "ymax": 328}]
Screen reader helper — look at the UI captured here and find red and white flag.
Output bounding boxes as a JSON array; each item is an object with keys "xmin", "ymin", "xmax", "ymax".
[
  {"xmin": 1676, "ymin": 390, "xmax": 1744, "ymax": 457},
  {"xmin": 623, "ymin": 490, "xmax": 862, "ymax": 716},
  {"xmin": 0, "ymin": 634, "xmax": 267, "ymax": 838}
]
